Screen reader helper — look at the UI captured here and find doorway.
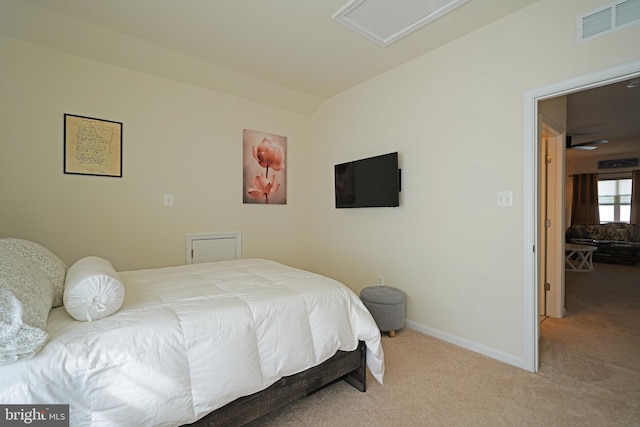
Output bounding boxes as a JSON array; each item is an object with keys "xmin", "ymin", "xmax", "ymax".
[{"xmin": 523, "ymin": 59, "xmax": 640, "ymax": 372}]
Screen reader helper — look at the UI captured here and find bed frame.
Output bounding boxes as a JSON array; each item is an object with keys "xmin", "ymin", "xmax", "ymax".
[{"xmin": 184, "ymin": 341, "xmax": 367, "ymax": 426}]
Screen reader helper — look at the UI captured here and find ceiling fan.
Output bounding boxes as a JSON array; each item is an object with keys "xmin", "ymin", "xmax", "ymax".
[{"xmin": 566, "ymin": 135, "xmax": 608, "ymax": 150}]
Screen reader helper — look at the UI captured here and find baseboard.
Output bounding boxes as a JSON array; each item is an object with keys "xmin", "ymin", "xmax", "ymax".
[{"xmin": 404, "ymin": 320, "xmax": 526, "ymax": 370}]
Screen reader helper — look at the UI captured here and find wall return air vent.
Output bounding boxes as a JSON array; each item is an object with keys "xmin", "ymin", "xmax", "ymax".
[{"xmin": 577, "ymin": 0, "xmax": 640, "ymax": 43}]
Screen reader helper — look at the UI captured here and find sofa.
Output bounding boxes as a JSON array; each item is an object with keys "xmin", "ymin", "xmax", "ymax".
[
  {"xmin": 566, "ymin": 223, "xmax": 640, "ymax": 243},
  {"xmin": 566, "ymin": 223, "xmax": 640, "ymax": 264}
]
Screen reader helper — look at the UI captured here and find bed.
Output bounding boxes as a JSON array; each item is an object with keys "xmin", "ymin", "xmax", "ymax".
[{"xmin": 0, "ymin": 238, "xmax": 384, "ymax": 426}]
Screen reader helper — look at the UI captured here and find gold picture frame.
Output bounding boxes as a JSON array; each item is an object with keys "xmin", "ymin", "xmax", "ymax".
[{"xmin": 64, "ymin": 114, "xmax": 123, "ymax": 177}]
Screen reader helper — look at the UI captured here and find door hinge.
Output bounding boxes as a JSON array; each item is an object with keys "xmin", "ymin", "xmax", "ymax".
[
  {"xmin": 544, "ymin": 282, "xmax": 551, "ymax": 291},
  {"xmin": 545, "ymin": 219, "xmax": 551, "ymax": 228}
]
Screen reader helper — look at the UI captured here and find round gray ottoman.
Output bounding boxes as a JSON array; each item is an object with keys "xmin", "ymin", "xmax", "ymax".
[{"xmin": 360, "ymin": 286, "xmax": 405, "ymax": 337}]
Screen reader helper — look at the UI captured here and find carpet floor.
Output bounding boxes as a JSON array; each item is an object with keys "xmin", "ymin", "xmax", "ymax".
[{"xmin": 248, "ymin": 262, "xmax": 640, "ymax": 426}]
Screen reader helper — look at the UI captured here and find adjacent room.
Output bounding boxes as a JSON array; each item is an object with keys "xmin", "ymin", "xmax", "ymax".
[{"xmin": 1, "ymin": 0, "xmax": 639, "ymax": 425}]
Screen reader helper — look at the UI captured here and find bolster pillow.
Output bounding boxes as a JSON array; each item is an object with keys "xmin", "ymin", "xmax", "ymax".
[{"xmin": 63, "ymin": 256, "xmax": 125, "ymax": 322}]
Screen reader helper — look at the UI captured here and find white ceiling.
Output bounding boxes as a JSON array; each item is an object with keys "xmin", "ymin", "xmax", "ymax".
[
  {"xmin": 6, "ymin": 0, "xmax": 640, "ymax": 156},
  {"xmin": 14, "ymin": 0, "xmax": 537, "ymax": 99},
  {"xmin": 565, "ymin": 78, "xmax": 640, "ymax": 160}
]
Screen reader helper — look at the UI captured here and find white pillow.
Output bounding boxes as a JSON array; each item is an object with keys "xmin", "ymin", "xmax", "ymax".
[
  {"xmin": 64, "ymin": 256, "xmax": 125, "ymax": 322},
  {"xmin": 0, "ymin": 238, "xmax": 63, "ymax": 365}
]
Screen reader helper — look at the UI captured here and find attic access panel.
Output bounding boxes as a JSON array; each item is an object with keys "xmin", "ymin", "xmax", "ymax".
[{"xmin": 333, "ymin": 0, "xmax": 470, "ymax": 46}]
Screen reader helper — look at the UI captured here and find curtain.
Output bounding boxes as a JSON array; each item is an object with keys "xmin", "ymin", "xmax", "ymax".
[
  {"xmin": 630, "ymin": 170, "xmax": 640, "ymax": 225},
  {"xmin": 571, "ymin": 173, "xmax": 600, "ymax": 225}
]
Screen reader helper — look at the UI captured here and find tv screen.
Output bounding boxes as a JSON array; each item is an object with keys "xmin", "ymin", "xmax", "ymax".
[{"xmin": 334, "ymin": 152, "xmax": 400, "ymax": 208}]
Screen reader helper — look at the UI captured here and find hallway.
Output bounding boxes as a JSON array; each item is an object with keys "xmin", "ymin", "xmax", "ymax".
[{"xmin": 539, "ymin": 262, "xmax": 640, "ymax": 423}]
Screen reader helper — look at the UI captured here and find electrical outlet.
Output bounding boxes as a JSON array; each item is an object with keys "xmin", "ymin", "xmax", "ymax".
[
  {"xmin": 377, "ymin": 274, "xmax": 384, "ymax": 285},
  {"xmin": 497, "ymin": 191, "xmax": 513, "ymax": 207}
]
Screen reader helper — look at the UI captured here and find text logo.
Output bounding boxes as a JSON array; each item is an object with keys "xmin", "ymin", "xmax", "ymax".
[{"xmin": 1, "ymin": 405, "xmax": 68, "ymax": 426}]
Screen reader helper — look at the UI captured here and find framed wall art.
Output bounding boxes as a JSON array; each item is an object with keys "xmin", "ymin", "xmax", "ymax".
[
  {"xmin": 64, "ymin": 114, "xmax": 123, "ymax": 177},
  {"xmin": 598, "ymin": 158, "xmax": 639, "ymax": 169},
  {"xmin": 242, "ymin": 129, "xmax": 287, "ymax": 204}
]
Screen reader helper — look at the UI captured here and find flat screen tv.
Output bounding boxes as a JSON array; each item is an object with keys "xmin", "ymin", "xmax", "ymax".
[{"xmin": 334, "ymin": 152, "xmax": 400, "ymax": 208}]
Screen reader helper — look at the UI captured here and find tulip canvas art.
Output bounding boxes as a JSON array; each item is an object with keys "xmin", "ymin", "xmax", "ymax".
[{"xmin": 243, "ymin": 129, "xmax": 287, "ymax": 204}]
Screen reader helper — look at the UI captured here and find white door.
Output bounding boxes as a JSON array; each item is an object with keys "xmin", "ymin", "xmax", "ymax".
[{"xmin": 540, "ymin": 120, "xmax": 565, "ymax": 318}]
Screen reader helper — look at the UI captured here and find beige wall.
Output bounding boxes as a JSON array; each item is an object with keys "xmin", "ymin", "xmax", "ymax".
[
  {"xmin": 1, "ymin": 0, "xmax": 639, "ymax": 369},
  {"xmin": 309, "ymin": 0, "xmax": 640, "ymax": 365},
  {"xmin": 0, "ymin": 35, "xmax": 313, "ymax": 272}
]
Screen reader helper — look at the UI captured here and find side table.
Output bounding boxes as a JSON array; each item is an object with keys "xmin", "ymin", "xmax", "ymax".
[{"xmin": 565, "ymin": 243, "xmax": 596, "ymax": 271}]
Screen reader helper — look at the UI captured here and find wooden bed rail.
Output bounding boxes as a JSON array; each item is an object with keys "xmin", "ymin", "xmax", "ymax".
[{"xmin": 184, "ymin": 341, "xmax": 367, "ymax": 426}]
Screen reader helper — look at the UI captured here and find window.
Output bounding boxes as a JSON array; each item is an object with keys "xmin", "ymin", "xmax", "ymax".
[{"xmin": 598, "ymin": 178, "xmax": 631, "ymax": 223}]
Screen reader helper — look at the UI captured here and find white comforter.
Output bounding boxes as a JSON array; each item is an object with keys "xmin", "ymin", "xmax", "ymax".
[{"xmin": 0, "ymin": 259, "xmax": 384, "ymax": 426}]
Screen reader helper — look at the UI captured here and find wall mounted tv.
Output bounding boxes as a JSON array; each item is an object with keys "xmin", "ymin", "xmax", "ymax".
[{"xmin": 334, "ymin": 152, "xmax": 401, "ymax": 208}]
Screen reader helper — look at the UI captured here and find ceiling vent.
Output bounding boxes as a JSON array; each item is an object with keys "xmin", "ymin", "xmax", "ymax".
[
  {"xmin": 577, "ymin": 0, "xmax": 640, "ymax": 43},
  {"xmin": 333, "ymin": 0, "xmax": 470, "ymax": 47}
]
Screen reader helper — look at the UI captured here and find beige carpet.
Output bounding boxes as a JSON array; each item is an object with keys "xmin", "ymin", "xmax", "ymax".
[{"xmin": 248, "ymin": 262, "xmax": 640, "ymax": 426}]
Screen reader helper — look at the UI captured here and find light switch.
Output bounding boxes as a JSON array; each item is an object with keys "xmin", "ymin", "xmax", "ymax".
[
  {"xmin": 497, "ymin": 191, "xmax": 513, "ymax": 207},
  {"xmin": 163, "ymin": 193, "xmax": 174, "ymax": 206}
]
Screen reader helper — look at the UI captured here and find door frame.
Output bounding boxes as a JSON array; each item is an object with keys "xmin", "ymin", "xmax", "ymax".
[{"xmin": 522, "ymin": 59, "xmax": 640, "ymax": 372}]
